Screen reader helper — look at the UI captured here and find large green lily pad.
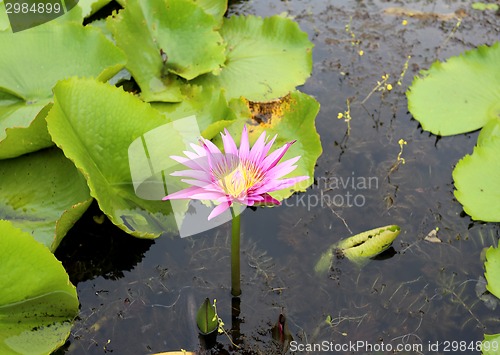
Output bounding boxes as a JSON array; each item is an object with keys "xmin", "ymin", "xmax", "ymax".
[
  {"xmin": 193, "ymin": 15, "xmax": 313, "ymax": 101},
  {"xmin": 453, "ymin": 119, "xmax": 500, "ymax": 222},
  {"xmin": 46, "ymin": 78, "xmax": 186, "ymax": 238},
  {"xmin": 0, "ymin": 148, "xmax": 92, "ymax": 251},
  {"xmin": 152, "ymin": 85, "xmax": 237, "ymax": 139},
  {"xmin": 108, "ymin": 0, "xmax": 225, "ymax": 102},
  {"xmin": 407, "ymin": 42, "xmax": 500, "ymax": 136},
  {"xmin": 0, "ymin": 21, "xmax": 125, "ymax": 159},
  {"xmin": 0, "ymin": 220, "xmax": 79, "ymax": 355}
]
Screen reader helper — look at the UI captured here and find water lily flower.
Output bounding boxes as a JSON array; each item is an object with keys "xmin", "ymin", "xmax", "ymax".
[{"xmin": 163, "ymin": 126, "xmax": 308, "ymax": 220}]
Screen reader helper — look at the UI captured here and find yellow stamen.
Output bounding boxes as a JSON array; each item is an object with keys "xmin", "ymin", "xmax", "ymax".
[{"xmin": 217, "ymin": 160, "xmax": 264, "ymax": 198}]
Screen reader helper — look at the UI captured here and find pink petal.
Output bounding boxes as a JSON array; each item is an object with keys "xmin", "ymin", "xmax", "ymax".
[
  {"xmin": 171, "ymin": 169, "xmax": 212, "ymax": 181},
  {"xmin": 258, "ymin": 193, "xmax": 281, "ymax": 205},
  {"xmin": 170, "ymin": 155, "xmax": 208, "ymax": 172},
  {"xmin": 261, "ymin": 176, "xmax": 309, "ymax": 193},
  {"xmin": 183, "ymin": 151, "xmax": 209, "ymax": 169},
  {"xmin": 261, "ymin": 134, "xmax": 278, "ymax": 160},
  {"xmin": 190, "ymin": 143, "xmax": 207, "ymax": 156},
  {"xmin": 248, "ymin": 131, "xmax": 267, "ymax": 163},
  {"xmin": 245, "ymin": 193, "xmax": 280, "ymax": 206},
  {"xmin": 201, "ymin": 138, "xmax": 222, "ymax": 156},
  {"xmin": 239, "ymin": 125, "xmax": 250, "ymax": 161},
  {"xmin": 201, "ymin": 141, "xmax": 227, "ymax": 175},
  {"xmin": 208, "ymin": 201, "xmax": 232, "ymax": 220},
  {"xmin": 180, "ymin": 179, "xmax": 214, "ymax": 188},
  {"xmin": 222, "ymin": 129, "xmax": 239, "ymax": 156},
  {"xmin": 163, "ymin": 186, "xmax": 225, "ymax": 201},
  {"xmin": 163, "ymin": 186, "xmax": 204, "ymax": 200},
  {"xmin": 261, "ymin": 140, "xmax": 296, "ymax": 171},
  {"xmin": 190, "ymin": 190, "xmax": 227, "ymax": 200},
  {"xmin": 242, "ymin": 198, "xmax": 254, "ymax": 206},
  {"xmin": 210, "ymin": 154, "xmax": 234, "ymax": 179},
  {"xmin": 265, "ymin": 156, "xmax": 301, "ymax": 180}
]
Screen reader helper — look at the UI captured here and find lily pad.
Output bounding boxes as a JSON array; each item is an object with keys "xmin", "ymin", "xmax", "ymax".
[
  {"xmin": 0, "ymin": 148, "xmax": 92, "ymax": 251},
  {"xmin": 0, "ymin": 220, "xmax": 79, "ymax": 355},
  {"xmin": 108, "ymin": 0, "xmax": 225, "ymax": 102},
  {"xmin": 193, "ymin": 0, "xmax": 227, "ymax": 23},
  {"xmin": 478, "ymin": 117, "xmax": 500, "ymax": 146},
  {"xmin": 152, "ymin": 86, "xmax": 237, "ymax": 140},
  {"xmin": 46, "ymin": 77, "xmax": 187, "ymax": 238},
  {"xmin": 453, "ymin": 119, "xmax": 500, "ymax": 222},
  {"xmin": 0, "ymin": 21, "xmax": 126, "ymax": 158},
  {"xmin": 407, "ymin": 42, "xmax": 500, "ymax": 136},
  {"xmin": 193, "ymin": 15, "xmax": 313, "ymax": 101},
  {"xmin": 482, "ymin": 333, "xmax": 500, "ymax": 355},
  {"xmin": 484, "ymin": 246, "xmax": 500, "ymax": 299},
  {"xmin": 217, "ymin": 91, "xmax": 321, "ymax": 201},
  {"xmin": 315, "ymin": 225, "xmax": 401, "ymax": 272},
  {"xmin": 0, "ymin": 102, "xmax": 54, "ymax": 160}
]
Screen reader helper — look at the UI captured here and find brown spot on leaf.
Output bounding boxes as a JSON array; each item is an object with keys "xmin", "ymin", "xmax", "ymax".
[{"xmin": 244, "ymin": 94, "xmax": 293, "ymax": 126}]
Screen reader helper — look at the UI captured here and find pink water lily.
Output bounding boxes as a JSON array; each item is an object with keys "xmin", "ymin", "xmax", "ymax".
[{"xmin": 163, "ymin": 126, "xmax": 308, "ymax": 220}]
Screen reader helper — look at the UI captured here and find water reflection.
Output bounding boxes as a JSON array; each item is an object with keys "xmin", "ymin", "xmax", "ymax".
[{"xmin": 55, "ymin": 202, "xmax": 154, "ymax": 284}]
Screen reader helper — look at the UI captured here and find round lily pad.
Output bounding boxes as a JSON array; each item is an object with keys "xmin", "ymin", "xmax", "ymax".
[
  {"xmin": 0, "ymin": 148, "xmax": 92, "ymax": 251},
  {"xmin": 0, "ymin": 220, "xmax": 79, "ymax": 355},
  {"xmin": 453, "ymin": 119, "xmax": 500, "ymax": 222},
  {"xmin": 0, "ymin": 21, "xmax": 126, "ymax": 158},
  {"xmin": 108, "ymin": 0, "xmax": 225, "ymax": 102},
  {"xmin": 46, "ymin": 78, "xmax": 182, "ymax": 238},
  {"xmin": 407, "ymin": 42, "xmax": 500, "ymax": 136},
  {"xmin": 193, "ymin": 15, "xmax": 313, "ymax": 101}
]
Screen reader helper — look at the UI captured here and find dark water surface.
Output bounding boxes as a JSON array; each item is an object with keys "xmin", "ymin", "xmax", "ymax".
[{"xmin": 55, "ymin": 0, "xmax": 500, "ymax": 354}]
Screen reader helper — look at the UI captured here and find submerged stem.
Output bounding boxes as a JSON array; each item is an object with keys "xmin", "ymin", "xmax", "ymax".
[{"xmin": 231, "ymin": 206, "xmax": 241, "ymax": 296}]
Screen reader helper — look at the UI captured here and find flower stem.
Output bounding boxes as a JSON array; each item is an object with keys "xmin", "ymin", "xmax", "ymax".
[{"xmin": 230, "ymin": 207, "xmax": 241, "ymax": 296}]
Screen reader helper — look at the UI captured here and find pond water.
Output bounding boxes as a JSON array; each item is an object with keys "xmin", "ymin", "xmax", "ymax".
[{"xmin": 55, "ymin": 0, "xmax": 500, "ymax": 354}]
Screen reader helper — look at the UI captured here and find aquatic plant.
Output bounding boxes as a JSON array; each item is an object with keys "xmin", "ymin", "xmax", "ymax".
[
  {"xmin": 164, "ymin": 126, "xmax": 308, "ymax": 295},
  {"xmin": 1, "ymin": 0, "xmax": 319, "ymax": 240},
  {"xmin": 471, "ymin": 2, "xmax": 499, "ymax": 12},
  {"xmin": 408, "ymin": 44, "xmax": 500, "ymax": 349},
  {"xmin": 387, "ymin": 138, "xmax": 408, "ymax": 179},
  {"xmin": 163, "ymin": 126, "xmax": 308, "ymax": 219},
  {"xmin": 0, "ymin": 220, "xmax": 79, "ymax": 354},
  {"xmin": 315, "ymin": 225, "xmax": 401, "ymax": 272},
  {"xmin": 0, "ymin": 20, "xmax": 126, "ymax": 159},
  {"xmin": 0, "ymin": 0, "xmax": 321, "ymax": 351},
  {"xmin": 407, "ymin": 42, "xmax": 500, "ymax": 222},
  {"xmin": 196, "ymin": 298, "xmax": 218, "ymax": 335}
]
